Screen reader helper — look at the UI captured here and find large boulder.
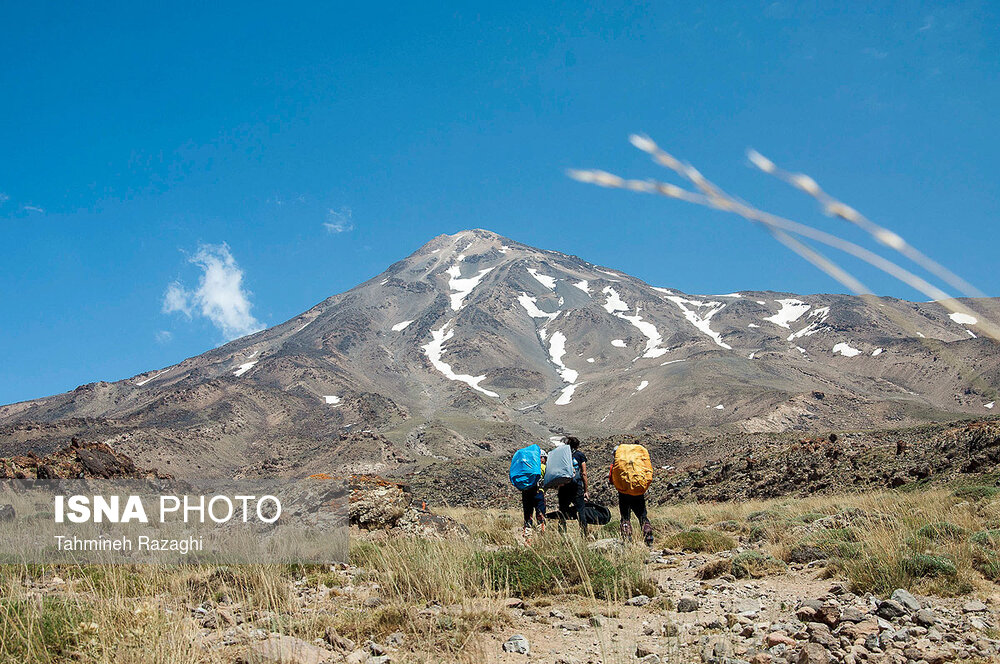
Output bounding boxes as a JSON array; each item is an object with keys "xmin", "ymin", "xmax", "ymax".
[{"xmin": 348, "ymin": 476, "xmax": 467, "ymax": 539}]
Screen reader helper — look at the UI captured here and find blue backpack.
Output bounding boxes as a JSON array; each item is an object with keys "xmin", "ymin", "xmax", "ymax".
[{"xmin": 509, "ymin": 444, "xmax": 542, "ymax": 491}]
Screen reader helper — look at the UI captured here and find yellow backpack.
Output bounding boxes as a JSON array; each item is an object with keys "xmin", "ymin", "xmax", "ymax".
[{"xmin": 611, "ymin": 444, "xmax": 653, "ymax": 496}]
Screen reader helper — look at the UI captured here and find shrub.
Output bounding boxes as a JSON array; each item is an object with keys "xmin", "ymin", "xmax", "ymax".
[
  {"xmin": 474, "ymin": 542, "xmax": 656, "ymax": 600},
  {"xmin": 794, "ymin": 512, "xmax": 826, "ymax": 524},
  {"xmin": 0, "ymin": 596, "xmax": 92, "ymax": 661},
  {"xmin": 914, "ymin": 522, "xmax": 967, "ymax": 542},
  {"xmin": 952, "ymin": 485, "xmax": 1000, "ymax": 500},
  {"xmin": 900, "ymin": 554, "xmax": 958, "ymax": 579},
  {"xmin": 970, "ymin": 530, "xmax": 1000, "ymax": 549},
  {"xmin": 664, "ymin": 529, "xmax": 735, "ymax": 553},
  {"xmin": 731, "ymin": 551, "xmax": 787, "ymax": 579},
  {"xmin": 697, "ymin": 558, "xmax": 733, "ymax": 579},
  {"xmin": 712, "ymin": 520, "xmax": 741, "ymax": 532}
]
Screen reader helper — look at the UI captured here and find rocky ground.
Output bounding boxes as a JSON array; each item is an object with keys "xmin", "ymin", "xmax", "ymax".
[
  {"xmin": 0, "ymin": 436, "xmax": 171, "ymax": 479},
  {"xmin": 402, "ymin": 419, "xmax": 1000, "ymax": 509},
  {"xmin": 116, "ymin": 539, "xmax": 999, "ymax": 664}
]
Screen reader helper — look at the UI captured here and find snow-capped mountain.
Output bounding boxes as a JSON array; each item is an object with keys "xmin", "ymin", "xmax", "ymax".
[{"xmin": 2, "ymin": 229, "xmax": 997, "ymax": 477}]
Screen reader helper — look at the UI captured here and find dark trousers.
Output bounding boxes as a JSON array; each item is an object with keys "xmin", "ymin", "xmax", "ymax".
[
  {"xmin": 521, "ymin": 489, "xmax": 545, "ymax": 527},
  {"xmin": 618, "ymin": 492, "xmax": 649, "ymax": 526},
  {"xmin": 557, "ymin": 481, "xmax": 588, "ymax": 535}
]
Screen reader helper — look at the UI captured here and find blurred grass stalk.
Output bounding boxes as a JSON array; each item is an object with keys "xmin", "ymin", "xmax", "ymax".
[{"xmin": 568, "ymin": 135, "xmax": 1000, "ymax": 344}]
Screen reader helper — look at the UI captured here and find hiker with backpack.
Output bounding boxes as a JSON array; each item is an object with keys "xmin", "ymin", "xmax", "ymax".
[
  {"xmin": 521, "ymin": 450, "xmax": 547, "ymax": 538},
  {"xmin": 509, "ymin": 444, "xmax": 547, "ymax": 539},
  {"xmin": 608, "ymin": 443, "xmax": 654, "ymax": 545},
  {"xmin": 554, "ymin": 436, "xmax": 589, "ymax": 537}
]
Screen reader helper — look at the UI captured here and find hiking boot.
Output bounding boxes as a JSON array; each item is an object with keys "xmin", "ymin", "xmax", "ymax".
[
  {"xmin": 523, "ymin": 526, "xmax": 533, "ymax": 545},
  {"xmin": 642, "ymin": 521, "xmax": 654, "ymax": 546},
  {"xmin": 620, "ymin": 520, "xmax": 633, "ymax": 542}
]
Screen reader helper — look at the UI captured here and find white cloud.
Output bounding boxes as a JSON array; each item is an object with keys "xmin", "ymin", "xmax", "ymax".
[
  {"xmin": 324, "ymin": 207, "xmax": 354, "ymax": 233},
  {"xmin": 162, "ymin": 243, "xmax": 264, "ymax": 340},
  {"xmin": 162, "ymin": 281, "xmax": 192, "ymax": 317},
  {"xmin": 0, "ymin": 193, "xmax": 9, "ymax": 204},
  {"xmin": 155, "ymin": 330, "xmax": 173, "ymax": 343},
  {"xmin": 22, "ymin": 205, "xmax": 45, "ymax": 213}
]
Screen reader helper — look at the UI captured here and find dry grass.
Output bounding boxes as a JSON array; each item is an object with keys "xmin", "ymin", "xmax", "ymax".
[
  {"xmin": 0, "ymin": 488, "xmax": 996, "ymax": 662},
  {"xmin": 645, "ymin": 487, "xmax": 1000, "ymax": 596}
]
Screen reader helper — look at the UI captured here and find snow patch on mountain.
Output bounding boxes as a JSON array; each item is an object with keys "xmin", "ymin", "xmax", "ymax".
[
  {"xmin": 619, "ymin": 310, "xmax": 668, "ymax": 358},
  {"xmin": 601, "ymin": 288, "xmax": 668, "ymax": 357},
  {"xmin": 547, "ymin": 331, "xmax": 579, "ymax": 384},
  {"xmin": 446, "ymin": 265, "xmax": 494, "ymax": 310},
  {"xmin": 765, "ymin": 299, "xmax": 811, "ymax": 329},
  {"xmin": 323, "ymin": 395, "xmax": 341, "ymax": 405},
  {"xmin": 665, "ymin": 296, "xmax": 732, "ymax": 350},
  {"xmin": 602, "ymin": 287, "xmax": 629, "ymax": 314},
  {"xmin": 872, "ymin": 348, "xmax": 883, "ymax": 356},
  {"xmin": 391, "ymin": 320, "xmax": 414, "ymax": 332},
  {"xmin": 949, "ymin": 312, "xmax": 977, "ymax": 325},
  {"xmin": 555, "ymin": 383, "xmax": 579, "ymax": 406},
  {"xmin": 135, "ymin": 368, "xmax": 171, "ymax": 386},
  {"xmin": 422, "ymin": 322, "xmax": 499, "ymax": 397},
  {"xmin": 832, "ymin": 342, "xmax": 862, "ymax": 357},
  {"xmin": 636, "ymin": 380, "xmax": 649, "ymax": 391},
  {"xmin": 518, "ymin": 293, "xmax": 558, "ymax": 321},
  {"xmin": 527, "ymin": 268, "xmax": 556, "ymax": 290},
  {"xmin": 986, "ymin": 402, "xmax": 995, "ymax": 410},
  {"xmin": 787, "ymin": 306, "xmax": 831, "ymax": 341},
  {"xmin": 233, "ymin": 361, "xmax": 258, "ymax": 377},
  {"xmin": 651, "ymin": 287, "xmax": 675, "ymax": 295},
  {"xmin": 611, "ymin": 339, "xmax": 626, "ymax": 348},
  {"xmin": 573, "ymin": 280, "xmax": 590, "ymax": 294}
]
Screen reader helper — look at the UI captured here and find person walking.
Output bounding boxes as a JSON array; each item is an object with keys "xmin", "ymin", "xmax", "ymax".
[
  {"xmin": 556, "ymin": 436, "xmax": 589, "ymax": 537},
  {"xmin": 521, "ymin": 450, "xmax": 547, "ymax": 540},
  {"xmin": 608, "ymin": 443, "xmax": 654, "ymax": 545}
]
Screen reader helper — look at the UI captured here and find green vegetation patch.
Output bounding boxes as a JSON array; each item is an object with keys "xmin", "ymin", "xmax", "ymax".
[
  {"xmin": 900, "ymin": 553, "xmax": 958, "ymax": 579},
  {"xmin": 0, "ymin": 596, "xmax": 92, "ymax": 662},
  {"xmin": 474, "ymin": 545, "xmax": 655, "ymax": 600},
  {"xmin": 663, "ymin": 529, "xmax": 736, "ymax": 553},
  {"xmin": 914, "ymin": 522, "xmax": 967, "ymax": 542},
  {"xmin": 952, "ymin": 485, "xmax": 1000, "ymax": 500},
  {"xmin": 731, "ymin": 551, "xmax": 787, "ymax": 579}
]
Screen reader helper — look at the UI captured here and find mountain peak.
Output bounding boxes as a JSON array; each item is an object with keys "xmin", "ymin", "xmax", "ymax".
[
  {"xmin": 3, "ymin": 230, "xmax": 996, "ymax": 478},
  {"xmin": 413, "ymin": 229, "xmax": 514, "ymax": 257}
]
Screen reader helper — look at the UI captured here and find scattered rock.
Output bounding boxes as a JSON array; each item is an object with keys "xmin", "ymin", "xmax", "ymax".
[
  {"xmin": 795, "ymin": 643, "xmax": 830, "ymax": 664},
  {"xmin": 238, "ymin": 635, "xmax": 334, "ymax": 664},
  {"xmin": 876, "ymin": 599, "xmax": 907, "ymax": 620},
  {"xmin": 677, "ymin": 596, "xmax": 700, "ymax": 613},
  {"xmin": 588, "ymin": 538, "xmax": 625, "ymax": 555},
  {"xmin": 635, "ymin": 643, "xmax": 656, "ymax": 657},
  {"xmin": 626, "ymin": 595, "xmax": 652, "ymax": 607},
  {"xmin": 699, "ymin": 635, "xmax": 733, "ymax": 663},
  {"xmin": 890, "ymin": 588, "xmax": 922, "ymax": 613},
  {"xmin": 963, "ymin": 600, "xmax": 987, "ymax": 613},
  {"xmin": 0, "ymin": 504, "xmax": 14, "ymax": 522},
  {"xmin": 501, "ymin": 634, "xmax": 530, "ymax": 655},
  {"xmin": 323, "ymin": 627, "xmax": 355, "ymax": 652}
]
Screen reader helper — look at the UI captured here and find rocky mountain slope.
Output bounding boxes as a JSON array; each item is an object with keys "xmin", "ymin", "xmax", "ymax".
[{"xmin": 1, "ymin": 229, "xmax": 998, "ymax": 477}]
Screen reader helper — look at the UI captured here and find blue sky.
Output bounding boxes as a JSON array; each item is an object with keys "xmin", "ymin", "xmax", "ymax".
[{"xmin": 2, "ymin": 2, "xmax": 998, "ymax": 405}]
